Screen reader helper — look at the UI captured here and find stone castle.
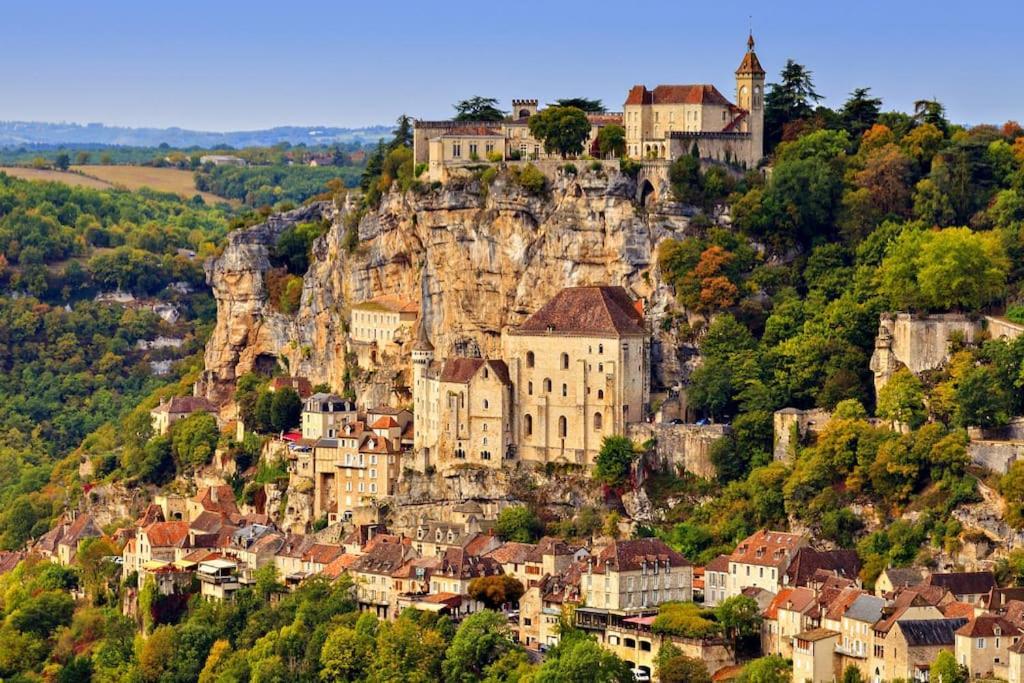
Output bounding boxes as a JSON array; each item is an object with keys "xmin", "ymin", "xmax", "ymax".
[{"xmin": 413, "ymin": 34, "xmax": 765, "ymax": 182}]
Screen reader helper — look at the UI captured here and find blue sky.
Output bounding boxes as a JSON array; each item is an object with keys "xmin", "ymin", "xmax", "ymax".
[{"xmin": 1, "ymin": 0, "xmax": 1021, "ymax": 131}]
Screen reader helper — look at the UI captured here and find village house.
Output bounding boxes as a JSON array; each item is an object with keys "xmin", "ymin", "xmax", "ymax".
[
  {"xmin": 52, "ymin": 513, "xmax": 102, "ymax": 566},
  {"xmin": 793, "ymin": 628, "xmax": 841, "ymax": 683},
  {"xmin": 301, "ymin": 393, "xmax": 357, "ymax": 441},
  {"xmin": 427, "ymin": 544, "xmax": 504, "ymax": 618},
  {"xmin": 349, "ymin": 295, "xmax": 418, "ymax": 367},
  {"xmin": 875, "ymin": 567, "xmax": 925, "ymax": 597},
  {"xmin": 725, "ymin": 529, "xmax": 807, "ymax": 598},
  {"xmin": 761, "ymin": 587, "xmax": 816, "ymax": 657},
  {"xmin": 150, "ymin": 395, "xmax": 216, "ymax": 436},
  {"xmin": 882, "ymin": 618, "xmax": 966, "ymax": 681},
  {"xmin": 580, "ymin": 538, "xmax": 692, "ymax": 612},
  {"xmin": 197, "ymin": 556, "xmax": 242, "ymax": 601},
  {"xmin": 703, "ymin": 555, "xmax": 730, "ymax": 607},
  {"xmin": 927, "ymin": 571, "xmax": 998, "ymax": 605},
  {"xmin": 350, "ymin": 536, "xmax": 416, "ymax": 619},
  {"xmin": 124, "ymin": 520, "xmax": 190, "ymax": 576},
  {"xmin": 185, "ymin": 484, "xmax": 239, "ymax": 522},
  {"xmin": 955, "ymin": 614, "xmax": 1023, "ymax": 679},
  {"xmin": 835, "ymin": 594, "xmax": 885, "ymax": 675}
]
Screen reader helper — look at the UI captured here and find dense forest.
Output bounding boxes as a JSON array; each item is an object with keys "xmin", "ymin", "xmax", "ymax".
[
  {"xmin": 0, "ymin": 174, "xmax": 230, "ymax": 551},
  {"xmin": 644, "ymin": 66, "xmax": 1024, "ymax": 584}
]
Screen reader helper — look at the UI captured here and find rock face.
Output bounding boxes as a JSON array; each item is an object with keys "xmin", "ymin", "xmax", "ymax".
[{"xmin": 200, "ymin": 169, "xmax": 704, "ymax": 409}]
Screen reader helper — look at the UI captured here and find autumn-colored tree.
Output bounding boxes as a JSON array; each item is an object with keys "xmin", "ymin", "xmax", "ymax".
[
  {"xmin": 467, "ymin": 575, "xmax": 525, "ymax": 610},
  {"xmin": 853, "ymin": 144, "xmax": 913, "ymax": 217}
]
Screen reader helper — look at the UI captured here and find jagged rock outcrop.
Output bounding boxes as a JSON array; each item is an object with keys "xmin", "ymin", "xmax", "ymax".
[{"xmin": 200, "ymin": 169, "xmax": 708, "ymax": 410}]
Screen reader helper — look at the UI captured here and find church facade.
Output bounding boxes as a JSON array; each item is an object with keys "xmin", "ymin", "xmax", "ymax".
[{"xmin": 413, "ymin": 286, "xmax": 650, "ymax": 471}]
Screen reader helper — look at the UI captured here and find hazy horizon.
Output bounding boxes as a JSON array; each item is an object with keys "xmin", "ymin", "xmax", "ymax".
[{"xmin": 2, "ymin": 0, "xmax": 1022, "ymax": 131}]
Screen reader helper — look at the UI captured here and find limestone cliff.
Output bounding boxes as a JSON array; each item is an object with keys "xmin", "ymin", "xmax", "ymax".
[{"xmin": 200, "ymin": 168, "xmax": 702, "ymax": 410}]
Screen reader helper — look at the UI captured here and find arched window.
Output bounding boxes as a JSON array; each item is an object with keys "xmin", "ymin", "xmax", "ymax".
[
  {"xmin": 560, "ymin": 352, "xmax": 569, "ymax": 369},
  {"xmin": 543, "ymin": 378, "xmax": 552, "ymax": 393},
  {"xmin": 526, "ymin": 351, "xmax": 535, "ymax": 368},
  {"xmin": 483, "ymin": 399, "xmax": 489, "ymax": 409},
  {"xmin": 528, "ymin": 381, "xmax": 533, "ymax": 395},
  {"xmin": 594, "ymin": 412, "xmax": 603, "ymax": 430},
  {"xmin": 482, "ymin": 437, "xmax": 488, "ymax": 446},
  {"xmin": 561, "ymin": 383, "xmax": 567, "ymax": 397},
  {"xmin": 524, "ymin": 414, "xmax": 533, "ymax": 437},
  {"xmin": 558, "ymin": 416, "xmax": 567, "ymax": 438},
  {"xmin": 597, "ymin": 389, "xmax": 604, "ymax": 400}
]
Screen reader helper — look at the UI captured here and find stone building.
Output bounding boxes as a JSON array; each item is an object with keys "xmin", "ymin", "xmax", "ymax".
[
  {"xmin": 301, "ymin": 393, "xmax": 357, "ymax": 441},
  {"xmin": 955, "ymin": 614, "xmax": 1023, "ymax": 678},
  {"xmin": 414, "ymin": 285, "xmax": 650, "ymax": 470},
  {"xmin": 502, "ymin": 286, "xmax": 649, "ymax": 467},
  {"xmin": 623, "ymin": 34, "xmax": 764, "ymax": 167},
  {"xmin": 581, "ymin": 538, "xmax": 692, "ymax": 611},
  {"xmin": 725, "ymin": 529, "xmax": 807, "ymax": 598},
  {"xmin": 349, "ymin": 295, "xmax": 418, "ymax": 367},
  {"xmin": 150, "ymin": 396, "xmax": 216, "ymax": 436}
]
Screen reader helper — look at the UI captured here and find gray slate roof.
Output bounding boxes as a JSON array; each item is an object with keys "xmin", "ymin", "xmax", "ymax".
[
  {"xmin": 845, "ymin": 594, "xmax": 886, "ymax": 624},
  {"xmin": 898, "ymin": 618, "xmax": 968, "ymax": 646}
]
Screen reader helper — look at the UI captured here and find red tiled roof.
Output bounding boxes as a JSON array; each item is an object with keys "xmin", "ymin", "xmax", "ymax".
[
  {"xmin": 321, "ymin": 553, "xmax": 359, "ymax": 579},
  {"xmin": 624, "ymin": 84, "xmax": 733, "ymax": 107},
  {"xmin": 269, "ymin": 377, "xmax": 313, "ymax": 397},
  {"xmin": 193, "ymin": 485, "xmax": 239, "ymax": 517},
  {"xmin": 956, "ymin": 614, "xmax": 1022, "ymax": 638},
  {"xmin": 516, "ymin": 286, "xmax": 645, "ymax": 337},
  {"xmin": 370, "ymin": 416, "xmax": 399, "ymax": 429},
  {"xmin": 729, "ymin": 529, "xmax": 805, "ymax": 569},
  {"xmin": 439, "ymin": 358, "xmax": 511, "ymax": 385},
  {"xmin": 824, "ymin": 587, "xmax": 867, "ymax": 622},
  {"xmin": 143, "ymin": 521, "xmax": 190, "ymax": 548},
  {"xmin": 765, "ymin": 587, "xmax": 816, "ymax": 619},
  {"xmin": 705, "ymin": 554, "xmax": 731, "ymax": 573},
  {"xmin": 589, "ymin": 538, "xmax": 690, "ymax": 574},
  {"xmin": 303, "ymin": 543, "xmax": 344, "ymax": 566}
]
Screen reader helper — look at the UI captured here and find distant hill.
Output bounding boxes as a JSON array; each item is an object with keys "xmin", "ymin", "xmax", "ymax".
[{"xmin": 0, "ymin": 120, "xmax": 392, "ymax": 148}]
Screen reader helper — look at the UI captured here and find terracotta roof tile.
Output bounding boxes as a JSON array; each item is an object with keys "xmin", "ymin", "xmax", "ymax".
[
  {"xmin": 589, "ymin": 538, "xmax": 689, "ymax": 574},
  {"xmin": 956, "ymin": 613, "xmax": 1022, "ymax": 638},
  {"xmin": 439, "ymin": 358, "xmax": 511, "ymax": 385},
  {"xmin": 729, "ymin": 529, "xmax": 805, "ymax": 569},
  {"xmin": 515, "ymin": 286, "xmax": 644, "ymax": 337},
  {"xmin": 143, "ymin": 521, "xmax": 190, "ymax": 547}
]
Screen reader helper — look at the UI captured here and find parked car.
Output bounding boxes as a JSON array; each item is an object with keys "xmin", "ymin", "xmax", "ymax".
[{"xmin": 632, "ymin": 668, "xmax": 651, "ymax": 682}]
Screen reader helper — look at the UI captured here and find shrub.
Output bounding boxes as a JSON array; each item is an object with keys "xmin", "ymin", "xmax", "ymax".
[
  {"xmin": 562, "ymin": 163, "xmax": 578, "ymax": 176},
  {"xmin": 620, "ymin": 158, "xmax": 641, "ymax": 178},
  {"xmin": 514, "ymin": 163, "xmax": 547, "ymax": 195},
  {"xmin": 414, "ymin": 163, "xmax": 428, "ymax": 178},
  {"xmin": 1007, "ymin": 304, "xmax": 1024, "ymax": 325},
  {"xmin": 486, "ymin": 151, "xmax": 503, "ymax": 163}
]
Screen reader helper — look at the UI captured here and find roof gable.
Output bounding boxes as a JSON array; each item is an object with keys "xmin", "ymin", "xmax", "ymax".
[{"xmin": 516, "ymin": 286, "xmax": 644, "ymax": 337}]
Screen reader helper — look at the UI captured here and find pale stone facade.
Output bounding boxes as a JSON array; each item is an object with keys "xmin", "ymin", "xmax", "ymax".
[
  {"xmin": 414, "ymin": 286, "xmax": 649, "ymax": 470},
  {"xmin": 726, "ymin": 529, "xmax": 807, "ymax": 598},
  {"xmin": 301, "ymin": 393, "xmax": 356, "ymax": 441},
  {"xmin": 349, "ymin": 295, "xmax": 418, "ymax": 351},
  {"xmin": 623, "ymin": 35, "xmax": 764, "ymax": 168},
  {"xmin": 793, "ymin": 629, "xmax": 840, "ymax": 683}
]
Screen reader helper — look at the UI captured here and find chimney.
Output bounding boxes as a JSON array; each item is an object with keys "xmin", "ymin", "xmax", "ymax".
[{"xmin": 210, "ymin": 487, "xmax": 218, "ymax": 504}]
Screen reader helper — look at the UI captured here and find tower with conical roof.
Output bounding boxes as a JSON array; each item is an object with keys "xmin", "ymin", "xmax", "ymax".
[
  {"xmin": 411, "ymin": 271, "xmax": 434, "ymax": 459},
  {"xmin": 735, "ymin": 32, "xmax": 766, "ymax": 165}
]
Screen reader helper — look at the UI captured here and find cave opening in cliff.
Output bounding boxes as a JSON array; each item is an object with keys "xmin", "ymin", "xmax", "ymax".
[{"xmin": 253, "ymin": 353, "xmax": 280, "ymax": 376}]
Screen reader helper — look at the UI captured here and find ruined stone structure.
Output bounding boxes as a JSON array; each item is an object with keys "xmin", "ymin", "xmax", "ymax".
[
  {"xmin": 773, "ymin": 408, "xmax": 832, "ymax": 463},
  {"xmin": 628, "ymin": 421, "xmax": 729, "ymax": 479},
  {"xmin": 968, "ymin": 419, "xmax": 1024, "ymax": 474},
  {"xmin": 869, "ymin": 313, "xmax": 981, "ymax": 396}
]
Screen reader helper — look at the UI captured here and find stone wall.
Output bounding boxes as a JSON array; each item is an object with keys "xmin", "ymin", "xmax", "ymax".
[
  {"xmin": 773, "ymin": 408, "xmax": 832, "ymax": 463},
  {"xmin": 870, "ymin": 313, "xmax": 981, "ymax": 395},
  {"xmin": 967, "ymin": 417, "xmax": 1024, "ymax": 474},
  {"xmin": 985, "ymin": 315, "xmax": 1024, "ymax": 341},
  {"xmin": 628, "ymin": 422, "xmax": 730, "ymax": 479}
]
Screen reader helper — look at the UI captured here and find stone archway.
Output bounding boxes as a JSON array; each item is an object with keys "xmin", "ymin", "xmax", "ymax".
[{"xmin": 638, "ymin": 179, "xmax": 656, "ymax": 207}]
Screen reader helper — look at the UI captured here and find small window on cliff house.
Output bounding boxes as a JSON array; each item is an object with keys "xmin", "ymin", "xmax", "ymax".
[
  {"xmin": 528, "ymin": 381, "xmax": 533, "ymax": 395},
  {"xmin": 543, "ymin": 379, "xmax": 552, "ymax": 393},
  {"xmin": 558, "ymin": 416, "xmax": 567, "ymax": 438},
  {"xmin": 526, "ymin": 351, "xmax": 535, "ymax": 368},
  {"xmin": 594, "ymin": 412, "xmax": 603, "ymax": 430},
  {"xmin": 597, "ymin": 389, "xmax": 604, "ymax": 400},
  {"xmin": 524, "ymin": 414, "xmax": 533, "ymax": 436},
  {"xmin": 561, "ymin": 384, "xmax": 567, "ymax": 397},
  {"xmin": 561, "ymin": 353, "xmax": 569, "ymax": 369}
]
